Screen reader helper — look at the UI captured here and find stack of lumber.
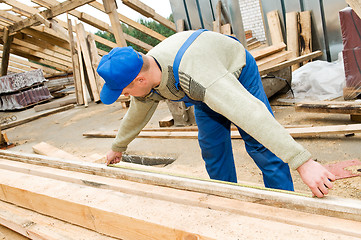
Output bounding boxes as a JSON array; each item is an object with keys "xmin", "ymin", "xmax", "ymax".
[
  {"xmin": 0, "ymin": 150, "xmax": 360, "ymax": 239},
  {"xmin": 261, "ymin": 10, "xmax": 320, "ymax": 75},
  {"xmin": 0, "ymin": 0, "xmax": 176, "ymax": 105},
  {"xmin": 0, "ymin": 69, "xmax": 52, "ymax": 110}
]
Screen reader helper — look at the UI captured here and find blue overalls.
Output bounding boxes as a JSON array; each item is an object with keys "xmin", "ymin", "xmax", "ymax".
[{"xmin": 172, "ymin": 30, "xmax": 294, "ymax": 191}]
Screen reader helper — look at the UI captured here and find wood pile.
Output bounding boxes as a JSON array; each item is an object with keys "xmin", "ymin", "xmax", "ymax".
[{"xmin": 0, "ymin": 149, "xmax": 360, "ymax": 239}]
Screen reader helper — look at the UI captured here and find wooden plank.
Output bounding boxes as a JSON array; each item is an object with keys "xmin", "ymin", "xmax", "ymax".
[
  {"xmin": 83, "ymin": 121, "xmax": 361, "ymax": 139},
  {"xmin": 250, "ymin": 42, "xmax": 286, "ymax": 60},
  {"xmin": 299, "ymin": 11, "xmax": 312, "ymax": 64},
  {"xmin": 346, "ymin": 0, "xmax": 361, "ymax": 19},
  {"xmin": 286, "ymin": 11, "xmax": 300, "ymax": 71},
  {"xmin": 259, "ymin": 50, "xmax": 323, "ymax": 75},
  {"xmin": 75, "ymin": 23, "xmax": 88, "ymax": 107},
  {"xmin": 0, "ymin": 105, "xmax": 75, "ymax": 130},
  {"xmin": 0, "ymin": 167, "xmax": 214, "ymax": 240},
  {"xmin": 88, "ymin": 1, "xmax": 166, "ymax": 41},
  {"xmin": 33, "ymin": 97, "xmax": 77, "ymax": 112},
  {"xmin": 87, "ymin": 33, "xmax": 104, "ymax": 93},
  {"xmin": 1, "ymin": 150, "xmax": 361, "ymax": 224},
  {"xmin": 5, "ymin": 0, "xmax": 96, "ymax": 34},
  {"xmin": 76, "ymin": 22, "xmax": 100, "ymax": 102},
  {"xmin": 295, "ymin": 101, "xmax": 361, "ymax": 114},
  {"xmin": 287, "ymin": 124, "xmax": 361, "ymax": 137},
  {"xmin": 0, "ymin": 200, "xmax": 117, "ymax": 240},
  {"xmin": 103, "ymin": 0, "xmax": 127, "ymax": 47},
  {"xmin": 32, "ymin": 142, "xmax": 82, "ymax": 161},
  {"xmin": 266, "ymin": 10, "xmax": 283, "ymax": 44},
  {"xmin": 257, "ymin": 50, "xmax": 293, "ymax": 72},
  {"xmin": 67, "ymin": 16, "xmax": 84, "ymax": 105}
]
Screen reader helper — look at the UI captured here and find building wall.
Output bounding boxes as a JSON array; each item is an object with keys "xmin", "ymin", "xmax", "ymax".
[{"xmin": 239, "ymin": 0, "xmax": 266, "ymax": 42}]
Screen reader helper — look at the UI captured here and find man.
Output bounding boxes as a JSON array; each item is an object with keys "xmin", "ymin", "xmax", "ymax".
[{"xmin": 97, "ymin": 30, "xmax": 335, "ymax": 197}]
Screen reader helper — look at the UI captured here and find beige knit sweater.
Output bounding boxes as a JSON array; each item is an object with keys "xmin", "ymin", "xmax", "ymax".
[{"xmin": 111, "ymin": 31, "xmax": 311, "ymax": 170}]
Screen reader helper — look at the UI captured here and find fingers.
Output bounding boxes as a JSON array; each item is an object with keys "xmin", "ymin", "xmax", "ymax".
[{"xmin": 312, "ymin": 177, "xmax": 334, "ymax": 198}]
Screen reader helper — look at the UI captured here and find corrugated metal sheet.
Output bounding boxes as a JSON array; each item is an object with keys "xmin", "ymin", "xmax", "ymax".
[{"xmin": 260, "ymin": 0, "xmax": 347, "ymax": 61}]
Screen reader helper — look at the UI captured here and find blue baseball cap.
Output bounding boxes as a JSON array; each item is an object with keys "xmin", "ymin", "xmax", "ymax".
[{"xmin": 97, "ymin": 46, "xmax": 143, "ymax": 105}]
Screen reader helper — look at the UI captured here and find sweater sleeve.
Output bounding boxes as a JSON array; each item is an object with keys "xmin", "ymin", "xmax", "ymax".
[
  {"xmin": 111, "ymin": 97, "xmax": 159, "ymax": 152},
  {"xmin": 203, "ymin": 72, "xmax": 311, "ymax": 170}
]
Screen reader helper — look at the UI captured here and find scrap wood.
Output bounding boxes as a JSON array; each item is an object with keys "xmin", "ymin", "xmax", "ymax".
[
  {"xmin": 324, "ymin": 159, "xmax": 361, "ymax": 180},
  {"xmin": 250, "ymin": 42, "xmax": 286, "ymax": 60},
  {"xmin": 256, "ymin": 50, "xmax": 293, "ymax": 72},
  {"xmin": 0, "ymin": 104, "xmax": 74, "ymax": 130},
  {"xmin": 259, "ymin": 50, "xmax": 323, "ymax": 75},
  {"xmin": 32, "ymin": 142, "xmax": 104, "ymax": 163},
  {"xmin": 1, "ymin": 150, "xmax": 361, "ymax": 225},
  {"xmin": 83, "ymin": 123, "xmax": 361, "ymax": 139},
  {"xmin": 33, "ymin": 96, "xmax": 76, "ymax": 112},
  {"xmin": 295, "ymin": 100, "xmax": 361, "ymax": 114}
]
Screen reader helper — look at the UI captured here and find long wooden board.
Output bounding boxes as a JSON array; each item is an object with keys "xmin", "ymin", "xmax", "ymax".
[
  {"xmin": 0, "ymin": 104, "xmax": 75, "ymax": 130},
  {"xmin": 83, "ymin": 123, "xmax": 361, "ymax": 139}
]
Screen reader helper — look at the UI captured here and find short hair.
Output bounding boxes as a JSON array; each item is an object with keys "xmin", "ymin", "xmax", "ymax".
[{"xmin": 140, "ymin": 54, "xmax": 150, "ymax": 73}]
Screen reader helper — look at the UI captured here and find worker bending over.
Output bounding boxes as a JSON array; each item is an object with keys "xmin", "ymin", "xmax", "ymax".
[{"xmin": 97, "ymin": 30, "xmax": 335, "ymax": 197}]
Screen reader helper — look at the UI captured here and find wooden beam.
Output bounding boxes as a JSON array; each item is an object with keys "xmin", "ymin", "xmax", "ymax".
[
  {"xmin": 5, "ymin": 0, "xmax": 96, "ymax": 35},
  {"xmin": 0, "ymin": 105, "xmax": 75, "ymax": 130},
  {"xmin": 259, "ymin": 50, "xmax": 323, "ymax": 75},
  {"xmin": 83, "ymin": 121, "xmax": 361, "ymax": 139},
  {"xmin": 1, "ymin": 27, "xmax": 13, "ymax": 76},
  {"xmin": 67, "ymin": 16, "xmax": 84, "ymax": 105},
  {"xmin": 286, "ymin": 11, "xmax": 300, "ymax": 71},
  {"xmin": 121, "ymin": 0, "xmax": 176, "ymax": 32},
  {"xmin": 266, "ymin": 10, "xmax": 283, "ymax": 44},
  {"xmin": 87, "ymin": 33, "xmax": 104, "ymax": 93},
  {"xmin": 32, "ymin": 0, "xmax": 152, "ymax": 51},
  {"xmin": 88, "ymin": 1, "xmax": 166, "ymax": 41},
  {"xmin": 346, "ymin": 0, "xmax": 361, "ymax": 19},
  {"xmin": 75, "ymin": 22, "xmax": 100, "ymax": 102},
  {"xmin": 103, "ymin": 0, "xmax": 127, "ymax": 47},
  {"xmin": 75, "ymin": 22, "xmax": 89, "ymax": 106}
]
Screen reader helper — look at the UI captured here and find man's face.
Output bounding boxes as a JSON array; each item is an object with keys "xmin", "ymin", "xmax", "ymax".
[{"xmin": 121, "ymin": 79, "xmax": 151, "ymax": 98}]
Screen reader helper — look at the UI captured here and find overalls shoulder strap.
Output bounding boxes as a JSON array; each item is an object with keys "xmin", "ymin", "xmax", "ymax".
[{"xmin": 173, "ymin": 29, "xmax": 208, "ymax": 90}]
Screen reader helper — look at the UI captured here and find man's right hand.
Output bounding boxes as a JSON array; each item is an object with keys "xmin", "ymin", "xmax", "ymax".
[{"xmin": 106, "ymin": 150, "xmax": 123, "ymax": 165}]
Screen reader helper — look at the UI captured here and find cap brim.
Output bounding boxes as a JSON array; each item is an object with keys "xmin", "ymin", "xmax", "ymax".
[{"xmin": 100, "ymin": 83, "xmax": 123, "ymax": 105}]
